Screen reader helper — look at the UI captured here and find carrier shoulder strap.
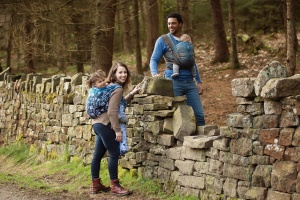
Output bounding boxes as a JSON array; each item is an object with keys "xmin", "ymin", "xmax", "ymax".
[{"xmin": 161, "ymin": 34, "xmax": 182, "ymax": 66}]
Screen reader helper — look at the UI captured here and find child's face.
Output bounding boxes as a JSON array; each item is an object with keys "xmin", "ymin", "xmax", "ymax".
[{"xmin": 94, "ymin": 79, "xmax": 106, "ymax": 88}]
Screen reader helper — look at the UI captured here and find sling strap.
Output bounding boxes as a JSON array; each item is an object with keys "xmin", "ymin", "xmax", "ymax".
[{"xmin": 161, "ymin": 34, "xmax": 182, "ymax": 66}]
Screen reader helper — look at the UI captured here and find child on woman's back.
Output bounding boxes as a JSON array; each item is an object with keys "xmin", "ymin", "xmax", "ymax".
[
  {"xmin": 86, "ymin": 69, "xmax": 129, "ymax": 155},
  {"xmin": 86, "ymin": 70, "xmax": 110, "ymax": 119}
]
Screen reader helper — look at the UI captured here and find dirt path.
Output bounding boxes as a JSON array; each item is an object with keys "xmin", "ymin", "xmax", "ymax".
[
  {"xmin": 0, "ymin": 154, "xmax": 160, "ymax": 200},
  {"xmin": 0, "ymin": 182, "xmax": 160, "ymax": 200},
  {"xmin": 0, "ymin": 183, "xmax": 59, "ymax": 200}
]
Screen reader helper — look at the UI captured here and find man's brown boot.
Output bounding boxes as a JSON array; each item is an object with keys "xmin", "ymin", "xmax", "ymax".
[
  {"xmin": 91, "ymin": 178, "xmax": 110, "ymax": 194},
  {"xmin": 111, "ymin": 179, "xmax": 132, "ymax": 196}
]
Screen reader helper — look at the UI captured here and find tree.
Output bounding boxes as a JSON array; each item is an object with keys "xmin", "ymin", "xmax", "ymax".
[
  {"xmin": 72, "ymin": 13, "xmax": 85, "ymax": 73},
  {"xmin": 177, "ymin": 0, "xmax": 192, "ymax": 37},
  {"xmin": 145, "ymin": 0, "xmax": 159, "ymax": 68},
  {"xmin": 70, "ymin": 1, "xmax": 92, "ymax": 74},
  {"xmin": 228, "ymin": 0, "xmax": 239, "ymax": 69},
  {"xmin": 23, "ymin": 0, "xmax": 35, "ymax": 73},
  {"xmin": 139, "ymin": 0, "xmax": 147, "ymax": 47},
  {"xmin": 90, "ymin": 0, "xmax": 117, "ymax": 74},
  {"xmin": 286, "ymin": 0, "xmax": 297, "ymax": 75},
  {"xmin": 0, "ymin": 10, "xmax": 12, "ymax": 71},
  {"xmin": 209, "ymin": 0, "xmax": 229, "ymax": 63},
  {"xmin": 133, "ymin": 0, "xmax": 143, "ymax": 75},
  {"xmin": 122, "ymin": 1, "xmax": 133, "ymax": 54}
]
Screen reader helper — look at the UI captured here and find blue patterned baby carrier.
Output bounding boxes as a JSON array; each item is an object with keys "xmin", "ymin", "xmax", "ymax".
[
  {"xmin": 176, "ymin": 41, "xmax": 195, "ymax": 68},
  {"xmin": 86, "ymin": 83, "xmax": 122, "ymax": 119},
  {"xmin": 162, "ymin": 33, "xmax": 195, "ymax": 70}
]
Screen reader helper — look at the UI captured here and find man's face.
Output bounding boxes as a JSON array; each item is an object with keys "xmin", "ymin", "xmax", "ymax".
[{"xmin": 167, "ymin": 17, "xmax": 182, "ymax": 35}]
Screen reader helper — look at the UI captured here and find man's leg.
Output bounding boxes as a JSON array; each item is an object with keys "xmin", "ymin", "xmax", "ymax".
[{"xmin": 186, "ymin": 81, "xmax": 205, "ymax": 125}]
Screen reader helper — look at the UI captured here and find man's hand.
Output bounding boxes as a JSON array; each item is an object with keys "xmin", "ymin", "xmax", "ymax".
[
  {"xmin": 153, "ymin": 74, "xmax": 162, "ymax": 77},
  {"xmin": 197, "ymin": 83, "xmax": 204, "ymax": 95}
]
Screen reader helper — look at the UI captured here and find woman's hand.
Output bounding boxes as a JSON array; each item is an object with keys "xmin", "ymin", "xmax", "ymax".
[
  {"xmin": 115, "ymin": 131, "xmax": 122, "ymax": 142},
  {"xmin": 131, "ymin": 84, "xmax": 141, "ymax": 95}
]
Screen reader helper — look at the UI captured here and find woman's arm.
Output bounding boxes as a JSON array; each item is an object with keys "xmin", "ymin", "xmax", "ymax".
[
  {"xmin": 107, "ymin": 88, "xmax": 123, "ymax": 133},
  {"xmin": 124, "ymin": 84, "xmax": 141, "ymax": 103}
]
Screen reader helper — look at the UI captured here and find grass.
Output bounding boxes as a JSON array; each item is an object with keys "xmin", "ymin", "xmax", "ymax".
[{"xmin": 0, "ymin": 142, "xmax": 199, "ymax": 200}]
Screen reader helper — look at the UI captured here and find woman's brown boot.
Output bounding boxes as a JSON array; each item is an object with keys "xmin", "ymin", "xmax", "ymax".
[
  {"xmin": 91, "ymin": 178, "xmax": 110, "ymax": 194},
  {"xmin": 111, "ymin": 179, "xmax": 132, "ymax": 196}
]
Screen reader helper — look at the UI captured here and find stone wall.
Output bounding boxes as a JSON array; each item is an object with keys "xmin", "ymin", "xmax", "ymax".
[{"xmin": 0, "ymin": 61, "xmax": 300, "ymax": 199}]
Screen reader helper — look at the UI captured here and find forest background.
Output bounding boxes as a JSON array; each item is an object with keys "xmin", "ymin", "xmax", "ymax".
[
  {"xmin": 0, "ymin": 0, "xmax": 300, "ymax": 126},
  {"xmin": 0, "ymin": 1, "xmax": 300, "ymax": 199},
  {"xmin": 0, "ymin": 0, "xmax": 299, "ymax": 78}
]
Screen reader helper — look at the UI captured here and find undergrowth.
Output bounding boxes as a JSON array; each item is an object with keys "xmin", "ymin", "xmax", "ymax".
[{"xmin": 0, "ymin": 142, "xmax": 198, "ymax": 200}]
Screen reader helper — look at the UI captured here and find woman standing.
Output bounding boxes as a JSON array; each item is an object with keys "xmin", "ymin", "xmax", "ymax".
[{"xmin": 89, "ymin": 62, "xmax": 140, "ymax": 196}]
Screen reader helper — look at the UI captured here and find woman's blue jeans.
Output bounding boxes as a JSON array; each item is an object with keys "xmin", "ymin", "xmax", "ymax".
[
  {"xmin": 91, "ymin": 123, "xmax": 120, "ymax": 180},
  {"xmin": 172, "ymin": 79, "xmax": 206, "ymax": 126}
]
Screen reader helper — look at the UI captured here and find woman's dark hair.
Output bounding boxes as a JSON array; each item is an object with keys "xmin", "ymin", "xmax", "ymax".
[
  {"xmin": 166, "ymin": 12, "xmax": 183, "ymax": 24},
  {"xmin": 106, "ymin": 62, "xmax": 131, "ymax": 91}
]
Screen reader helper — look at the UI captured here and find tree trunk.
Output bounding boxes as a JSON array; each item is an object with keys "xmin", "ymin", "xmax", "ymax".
[
  {"xmin": 24, "ymin": 13, "xmax": 35, "ymax": 73},
  {"xmin": 209, "ymin": 0, "xmax": 229, "ymax": 63},
  {"xmin": 158, "ymin": 0, "xmax": 164, "ymax": 35},
  {"xmin": 114, "ymin": 5, "xmax": 122, "ymax": 51},
  {"xmin": 145, "ymin": 0, "xmax": 159, "ymax": 69},
  {"xmin": 91, "ymin": 0, "xmax": 117, "ymax": 74},
  {"xmin": 139, "ymin": 0, "xmax": 147, "ymax": 47},
  {"xmin": 228, "ymin": 0, "xmax": 239, "ymax": 69},
  {"xmin": 133, "ymin": 0, "xmax": 143, "ymax": 75},
  {"xmin": 122, "ymin": 1, "xmax": 133, "ymax": 54},
  {"xmin": 286, "ymin": 0, "xmax": 297, "ymax": 75},
  {"xmin": 72, "ymin": 13, "xmax": 85, "ymax": 73},
  {"xmin": 177, "ymin": 0, "xmax": 192, "ymax": 37},
  {"xmin": 6, "ymin": 29, "xmax": 12, "ymax": 70},
  {"xmin": 281, "ymin": 0, "xmax": 287, "ymax": 53}
]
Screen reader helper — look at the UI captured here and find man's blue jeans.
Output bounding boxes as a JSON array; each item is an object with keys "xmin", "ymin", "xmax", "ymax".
[
  {"xmin": 172, "ymin": 79, "xmax": 206, "ymax": 126},
  {"xmin": 91, "ymin": 123, "xmax": 120, "ymax": 180}
]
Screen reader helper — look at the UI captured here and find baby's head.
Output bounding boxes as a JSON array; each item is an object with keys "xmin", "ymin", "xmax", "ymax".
[
  {"xmin": 180, "ymin": 34, "xmax": 192, "ymax": 43},
  {"xmin": 87, "ymin": 69, "xmax": 107, "ymax": 88}
]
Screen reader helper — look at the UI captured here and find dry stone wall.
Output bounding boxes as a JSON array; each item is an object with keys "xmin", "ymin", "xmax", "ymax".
[{"xmin": 0, "ymin": 61, "xmax": 300, "ymax": 200}]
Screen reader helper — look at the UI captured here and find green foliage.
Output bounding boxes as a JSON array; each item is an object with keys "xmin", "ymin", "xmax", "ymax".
[
  {"xmin": 48, "ymin": 150, "xmax": 58, "ymax": 160},
  {"xmin": 16, "ymin": 132, "xmax": 23, "ymax": 142},
  {"xmin": 63, "ymin": 142, "xmax": 70, "ymax": 162},
  {"xmin": 45, "ymin": 93, "xmax": 57, "ymax": 103},
  {"xmin": 233, "ymin": 0, "xmax": 285, "ymax": 34},
  {"xmin": 0, "ymin": 142, "xmax": 35, "ymax": 165},
  {"xmin": 190, "ymin": 1, "xmax": 212, "ymax": 41}
]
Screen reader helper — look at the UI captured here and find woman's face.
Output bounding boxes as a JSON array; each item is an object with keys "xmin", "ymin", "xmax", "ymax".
[{"xmin": 115, "ymin": 66, "xmax": 128, "ymax": 83}]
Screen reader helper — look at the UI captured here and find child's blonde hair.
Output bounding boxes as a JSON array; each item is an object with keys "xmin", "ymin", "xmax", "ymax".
[
  {"xmin": 87, "ymin": 69, "xmax": 107, "ymax": 88},
  {"xmin": 180, "ymin": 34, "xmax": 192, "ymax": 43}
]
